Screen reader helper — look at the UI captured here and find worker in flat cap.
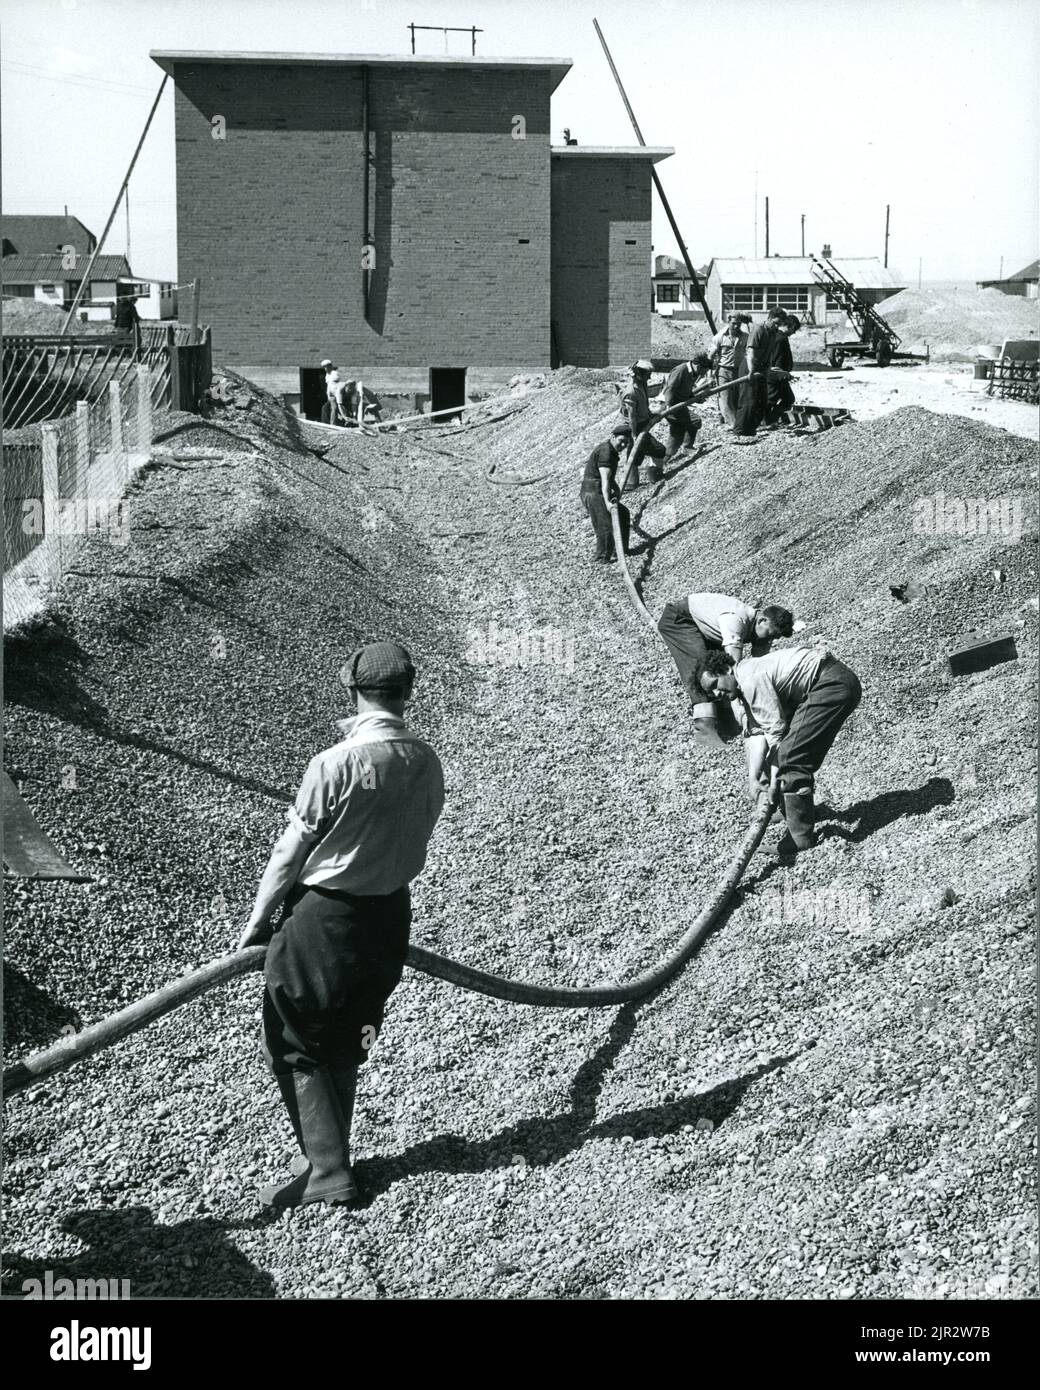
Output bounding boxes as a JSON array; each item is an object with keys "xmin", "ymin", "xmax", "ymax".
[
  {"xmin": 238, "ymin": 641, "xmax": 445, "ymax": 1208},
  {"xmin": 615, "ymin": 359, "xmax": 667, "ymax": 490},
  {"xmin": 579, "ymin": 434, "xmax": 631, "ymax": 563}
]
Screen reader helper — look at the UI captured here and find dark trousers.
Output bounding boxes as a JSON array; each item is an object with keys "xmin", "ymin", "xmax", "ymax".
[
  {"xmin": 628, "ymin": 428, "xmax": 667, "ymax": 471},
  {"xmin": 665, "ymin": 406, "xmax": 702, "ymax": 457},
  {"xmin": 778, "ymin": 658, "xmax": 862, "ymax": 792},
  {"xmin": 581, "ymin": 485, "xmax": 630, "ymax": 560},
  {"xmin": 263, "ymin": 883, "xmax": 412, "ymax": 1072},
  {"xmin": 766, "ymin": 376, "xmax": 796, "ymax": 425},
  {"xmin": 734, "ymin": 373, "xmax": 767, "ymax": 436},
  {"xmin": 320, "ymin": 401, "xmax": 333, "ymax": 425},
  {"xmin": 657, "ymin": 601, "xmax": 715, "ymax": 699}
]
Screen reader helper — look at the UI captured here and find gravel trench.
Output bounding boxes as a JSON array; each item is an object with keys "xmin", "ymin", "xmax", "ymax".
[{"xmin": 3, "ymin": 372, "xmax": 1036, "ymax": 1300}]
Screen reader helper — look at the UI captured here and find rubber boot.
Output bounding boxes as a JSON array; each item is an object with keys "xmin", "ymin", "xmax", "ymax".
[
  {"xmin": 260, "ymin": 1068, "xmax": 359, "ymax": 1208},
  {"xmin": 782, "ymin": 788, "xmax": 816, "ymax": 850},
  {"xmin": 276, "ymin": 1070, "xmax": 306, "ymax": 1158},
  {"xmin": 289, "ymin": 1063, "xmax": 358, "ymax": 1179}
]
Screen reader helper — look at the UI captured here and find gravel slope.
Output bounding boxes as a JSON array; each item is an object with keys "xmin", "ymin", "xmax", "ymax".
[{"xmin": 3, "ymin": 373, "xmax": 1036, "ymax": 1300}]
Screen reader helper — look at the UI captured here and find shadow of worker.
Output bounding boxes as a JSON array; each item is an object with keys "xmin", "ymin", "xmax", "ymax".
[
  {"xmin": 3, "ymin": 1206, "xmax": 276, "ymax": 1300},
  {"xmin": 817, "ymin": 776, "xmax": 955, "ymax": 844}
]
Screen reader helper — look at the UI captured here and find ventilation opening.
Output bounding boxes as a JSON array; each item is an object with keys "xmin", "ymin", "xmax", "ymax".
[
  {"xmin": 429, "ymin": 366, "xmax": 467, "ymax": 423},
  {"xmin": 518, "ymin": 238, "xmax": 530, "ymax": 245},
  {"xmin": 625, "ymin": 238, "xmax": 637, "ymax": 245}
]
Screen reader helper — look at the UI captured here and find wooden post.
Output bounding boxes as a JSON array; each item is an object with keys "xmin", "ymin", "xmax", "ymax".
[
  {"xmin": 189, "ymin": 278, "xmax": 201, "ymax": 345},
  {"xmin": 41, "ymin": 423, "xmax": 62, "ymax": 584},
  {"xmin": 135, "ymin": 363, "xmax": 152, "ymax": 454},
  {"xmin": 109, "ymin": 380, "xmax": 124, "ymax": 454},
  {"xmin": 166, "ymin": 325, "xmax": 180, "ymax": 411},
  {"xmin": 357, "ymin": 378, "xmax": 364, "ymax": 424},
  {"xmin": 74, "ymin": 400, "xmax": 91, "ymax": 502}
]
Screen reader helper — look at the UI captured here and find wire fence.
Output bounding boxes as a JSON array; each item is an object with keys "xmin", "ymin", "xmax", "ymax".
[{"xmin": 3, "ymin": 366, "xmax": 154, "ymax": 631}]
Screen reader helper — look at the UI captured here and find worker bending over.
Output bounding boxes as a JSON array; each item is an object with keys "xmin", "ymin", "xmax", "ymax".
[
  {"xmin": 237, "ymin": 642, "xmax": 445, "ymax": 1208},
  {"xmin": 660, "ymin": 353, "xmax": 714, "ymax": 460},
  {"xmin": 698, "ymin": 644, "xmax": 862, "ymax": 850},
  {"xmin": 657, "ymin": 591, "xmax": 794, "ymax": 704},
  {"xmin": 580, "ymin": 435, "xmax": 631, "ymax": 563}
]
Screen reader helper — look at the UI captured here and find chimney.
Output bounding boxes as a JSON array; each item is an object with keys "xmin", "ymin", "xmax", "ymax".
[{"xmin": 822, "ymin": 242, "xmax": 832, "ymax": 258}]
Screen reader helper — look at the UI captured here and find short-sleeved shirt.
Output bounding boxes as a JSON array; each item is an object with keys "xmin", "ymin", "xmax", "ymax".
[
  {"xmin": 746, "ymin": 321, "xmax": 776, "ymax": 373},
  {"xmin": 289, "ymin": 712, "xmax": 445, "ymax": 895},
  {"xmin": 618, "ymin": 378, "xmax": 652, "ymax": 434},
  {"xmin": 686, "ymin": 592, "xmax": 758, "ymax": 649},
  {"xmin": 735, "ymin": 646, "xmax": 828, "ymax": 748},
  {"xmin": 713, "ymin": 328, "xmax": 747, "ymax": 373},
  {"xmin": 581, "ymin": 441, "xmax": 620, "ymax": 489}
]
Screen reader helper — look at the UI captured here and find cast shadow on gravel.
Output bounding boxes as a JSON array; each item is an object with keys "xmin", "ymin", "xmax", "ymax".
[
  {"xmin": 350, "ymin": 1006, "xmax": 797, "ymax": 1202},
  {"xmin": 1, "ymin": 1205, "xmax": 277, "ymax": 1299},
  {"xmin": 2, "ymin": 962, "xmax": 81, "ymax": 1053},
  {"xmin": 814, "ymin": 777, "xmax": 955, "ymax": 844}
]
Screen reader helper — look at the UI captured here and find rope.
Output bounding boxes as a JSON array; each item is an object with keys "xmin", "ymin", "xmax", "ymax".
[{"xmin": 3, "ymin": 386, "xmax": 775, "ymax": 1099}]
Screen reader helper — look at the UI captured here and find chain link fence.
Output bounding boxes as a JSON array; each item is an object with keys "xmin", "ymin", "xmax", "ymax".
[{"xmin": 3, "ymin": 365, "xmax": 154, "ymax": 631}]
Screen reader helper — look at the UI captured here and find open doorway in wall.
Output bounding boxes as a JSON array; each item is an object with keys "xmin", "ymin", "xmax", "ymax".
[
  {"xmin": 429, "ymin": 367, "xmax": 467, "ymax": 422},
  {"xmin": 298, "ymin": 367, "xmax": 327, "ymax": 421}
]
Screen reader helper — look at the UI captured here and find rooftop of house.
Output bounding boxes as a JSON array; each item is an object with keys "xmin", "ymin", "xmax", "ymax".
[
  {"xmin": 550, "ymin": 145, "xmax": 673, "ymax": 161},
  {"xmin": 1, "ymin": 253, "xmax": 132, "ymax": 282},
  {"xmin": 151, "ymin": 49, "xmax": 573, "ymax": 92},
  {"xmin": 707, "ymin": 256, "xmax": 907, "ymax": 290},
  {"xmin": 0, "ymin": 214, "xmax": 96, "ymax": 256}
]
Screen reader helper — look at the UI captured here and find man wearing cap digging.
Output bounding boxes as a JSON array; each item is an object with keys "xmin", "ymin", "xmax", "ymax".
[
  {"xmin": 615, "ymin": 359, "xmax": 667, "ymax": 489},
  {"xmin": 237, "ymin": 641, "xmax": 445, "ymax": 1208}
]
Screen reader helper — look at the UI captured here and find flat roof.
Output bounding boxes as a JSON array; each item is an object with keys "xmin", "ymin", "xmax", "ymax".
[
  {"xmin": 551, "ymin": 145, "xmax": 673, "ymax": 162},
  {"xmin": 151, "ymin": 49, "xmax": 572, "ymax": 92}
]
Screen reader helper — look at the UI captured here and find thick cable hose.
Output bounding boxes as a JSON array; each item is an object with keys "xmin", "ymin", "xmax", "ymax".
[{"xmin": 3, "ymin": 386, "xmax": 774, "ymax": 1099}]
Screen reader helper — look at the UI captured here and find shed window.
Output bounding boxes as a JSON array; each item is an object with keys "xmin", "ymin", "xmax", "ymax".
[
  {"xmin": 656, "ymin": 284, "xmax": 680, "ymax": 303},
  {"xmin": 722, "ymin": 285, "xmax": 809, "ymax": 313}
]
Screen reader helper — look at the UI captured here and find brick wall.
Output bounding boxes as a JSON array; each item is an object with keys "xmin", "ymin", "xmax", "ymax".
[
  {"xmin": 172, "ymin": 62, "xmax": 552, "ymax": 391},
  {"xmin": 550, "ymin": 155, "xmax": 653, "ymax": 367}
]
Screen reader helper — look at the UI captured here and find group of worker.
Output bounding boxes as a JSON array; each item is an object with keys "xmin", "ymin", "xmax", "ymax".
[
  {"xmin": 231, "ymin": 315, "xmax": 857, "ymax": 1216},
  {"xmin": 320, "ymin": 357, "xmax": 382, "ymax": 427}
]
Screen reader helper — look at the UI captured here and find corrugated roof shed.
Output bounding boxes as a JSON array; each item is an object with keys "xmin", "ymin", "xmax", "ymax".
[
  {"xmin": 1, "ymin": 254, "xmax": 132, "ymax": 282},
  {"xmin": 0, "ymin": 214, "xmax": 96, "ymax": 256},
  {"xmin": 1007, "ymin": 259, "xmax": 1039, "ymax": 282},
  {"xmin": 709, "ymin": 256, "xmax": 906, "ymax": 290}
]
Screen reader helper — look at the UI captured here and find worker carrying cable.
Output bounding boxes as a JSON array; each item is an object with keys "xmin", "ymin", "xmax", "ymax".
[
  {"xmin": 657, "ymin": 591, "xmax": 794, "ymax": 707},
  {"xmin": 696, "ymin": 644, "xmax": 862, "ymax": 850},
  {"xmin": 659, "ymin": 352, "xmax": 714, "ymax": 463},
  {"xmin": 236, "ymin": 642, "xmax": 445, "ymax": 1209},
  {"xmin": 616, "ymin": 359, "xmax": 667, "ymax": 490},
  {"xmin": 764, "ymin": 314, "xmax": 799, "ymax": 428},
  {"xmin": 579, "ymin": 434, "xmax": 632, "ymax": 564}
]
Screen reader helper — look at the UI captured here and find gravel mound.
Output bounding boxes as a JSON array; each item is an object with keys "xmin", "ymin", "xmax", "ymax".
[
  {"xmin": 877, "ymin": 287, "xmax": 1039, "ymax": 362},
  {"xmin": 2, "ymin": 298, "xmax": 115, "ymax": 335},
  {"xmin": 3, "ymin": 374, "xmax": 1035, "ymax": 1300},
  {"xmin": 651, "ymin": 314, "xmax": 715, "ymax": 358}
]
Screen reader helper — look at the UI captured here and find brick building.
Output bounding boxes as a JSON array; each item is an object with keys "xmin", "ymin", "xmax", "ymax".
[{"xmin": 151, "ymin": 50, "xmax": 671, "ymax": 409}]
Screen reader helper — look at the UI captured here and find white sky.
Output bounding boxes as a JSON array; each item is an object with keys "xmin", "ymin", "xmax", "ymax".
[{"xmin": 1, "ymin": 0, "xmax": 1037, "ymax": 284}]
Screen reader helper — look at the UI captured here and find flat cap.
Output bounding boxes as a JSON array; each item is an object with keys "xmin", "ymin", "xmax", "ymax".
[{"xmin": 343, "ymin": 641, "xmax": 416, "ymax": 690}]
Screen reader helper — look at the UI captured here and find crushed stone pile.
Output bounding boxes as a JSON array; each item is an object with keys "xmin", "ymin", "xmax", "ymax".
[
  {"xmin": 2, "ymin": 298, "xmax": 116, "ymax": 335},
  {"xmin": 651, "ymin": 313, "xmax": 715, "ymax": 358},
  {"xmin": 877, "ymin": 287, "xmax": 1038, "ymax": 362},
  {"xmin": 3, "ymin": 372, "xmax": 1035, "ymax": 1300}
]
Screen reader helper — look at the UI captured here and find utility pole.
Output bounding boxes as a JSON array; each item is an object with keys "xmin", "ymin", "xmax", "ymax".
[
  {"xmin": 884, "ymin": 204, "xmax": 890, "ymax": 268},
  {"xmin": 765, "ymin": 196, "xmax": 770, "ymax": 257},
  {"xmin": 999, "ymin": 255, "xmax": 1004, "ymax": 279},
  {"xmin": 800, "ymin": 213, "xmax": 805, "ymax": 257},
  {"xmin": 918, "ymin": 257, "xmax": 922, "ymax": 289},
  {"xmin": 754, "ymin": 171, "xmax": 758, "ymax": 257}
]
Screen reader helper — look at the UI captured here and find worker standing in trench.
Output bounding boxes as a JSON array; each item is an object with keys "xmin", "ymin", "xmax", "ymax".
[
  {"xmin": 236, "ymin": 643, "xmax": 445, "ymax": 1208},
  {"xmin": 579, "ymin": 433, "xmax": 632, "ymax": 563}
]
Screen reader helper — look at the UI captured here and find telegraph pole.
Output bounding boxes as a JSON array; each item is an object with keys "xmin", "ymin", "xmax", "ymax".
[
  {"xmin": 884, "ymin": 204, "xmax": 890, "ymax": 268},
  {"xmin": 800, "ymin": 213, "xmax": 805, "ymax": 256},
  {"xmin": 765, "ymin": 196, "xmax": 770, "ymax": 257}
]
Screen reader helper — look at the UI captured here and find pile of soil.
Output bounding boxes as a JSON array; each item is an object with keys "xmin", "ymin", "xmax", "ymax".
[
  {"xmin": 3, "ymin": 373, "xmax": 1035, "ymax": 1300},
  {"xmin": 2, "ymin": 298, "xmax": 115, "ymax": 335},
  {"xmin": 651, "ymin": 313, "xmax": 715, "ymax": 358},
  {"xmin": 877, "ymin": 287, "xmax": 1038, "ymax": 362}
]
